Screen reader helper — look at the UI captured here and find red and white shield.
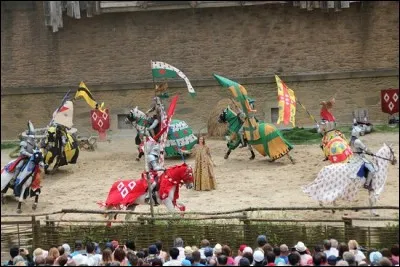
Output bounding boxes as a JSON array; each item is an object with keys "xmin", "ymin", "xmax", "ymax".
[
  {"xmin": 91, "ymin": 109, "xmax": 110, "ymax": 131},
  {"xmin": 381, "ymin": 89, "xmax": 399, "ymax": 115}
]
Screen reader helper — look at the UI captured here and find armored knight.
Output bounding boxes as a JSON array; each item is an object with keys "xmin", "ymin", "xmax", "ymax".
[
  {"xmin": 9, "ymin": 122, "xmax": 36, "ymax": 187},
  {"xmin": 144, "ymin": 139, "xmax": 166, "ymax": 204},
  {"xmin": 146, "ymin": 97, "xmax": 164, "ymax": 137},
  {"xmin": 237, "ymin": 98, "xmax": 256, "ymax": 148},
  {"xmin": 56, "ymin": 124, "xmax": 68, "ymax": 159},
  {"xmin": 350, "ymin": 126, "xmax": 377, "ymax": 190}
]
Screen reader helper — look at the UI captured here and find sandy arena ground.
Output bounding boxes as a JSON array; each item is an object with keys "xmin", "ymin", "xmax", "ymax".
[{"xmin": 1, "ymin": 132, "xmax": 399, "ymax": 223}]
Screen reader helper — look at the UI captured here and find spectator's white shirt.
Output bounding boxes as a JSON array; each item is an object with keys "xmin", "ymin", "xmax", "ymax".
[
  {"xmin": 87, "ymin": 253, "xmax": 102, "ymax": 266},
  {"xmin": 73, "ymin": 254, "xmax": 89, "ymax": 266},
  {"xmin": 177, "ymin": 247, "xmax": 185, "ymax": 261},
  {"xmin": 163, "ymin": 259, "xmax": 182, "ymax": 266},
  {"xmin": 324, "ymin": 248, "xmax": 339, "ymax": 258},
  {"xmin": 352, "ymin": 250, "xmax": 366, "ymax": 263}
]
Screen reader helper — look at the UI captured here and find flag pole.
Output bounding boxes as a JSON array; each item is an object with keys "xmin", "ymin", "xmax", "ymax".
[{"xmin": 295, "ymin": 98, "xmax": 323, "ymax": 137}]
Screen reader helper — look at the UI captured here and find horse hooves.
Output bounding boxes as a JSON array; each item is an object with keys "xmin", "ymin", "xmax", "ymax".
[
  {"xmin": 32, "ymin": 204, "xmax": 37, "ymax": 210},
  {"xmin": 224, "ymin": 155, "xmax": 229, "ymax": 160},
  {"xmin": 249, "ymin": 156, "xmax": 255, "ymax": 160},
  {"xmin": 17, "ymin": 209, "xmax": 22, "ymax": 214}
]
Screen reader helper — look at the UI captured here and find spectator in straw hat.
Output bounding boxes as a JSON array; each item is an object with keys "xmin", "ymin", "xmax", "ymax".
[
  {"xmin": 184, "ymin": 246, "xmax": 193, "ymax": 258},
  {"xmin": 294, "ymin": 242, "xmax": 312, "ymax": 266}
]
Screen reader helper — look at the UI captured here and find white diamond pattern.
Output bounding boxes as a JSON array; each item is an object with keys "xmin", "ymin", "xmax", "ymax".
[
  {"xmin": 384, "ymin": 93, "xmax": 390, "ymax": 102},
  {"xmin": 98, "ymin": 120, "xmax": 104, "ymax": 128},
  {"xmin": 92, "ymin": 112, "xmax": 98, "ymax": 120},
  {"xmin": 388, "ymin": 102, "xmax": 394, "ymax": 111},
  {"xmin": 102, "ymin": 112, "xmax": 108, "ymax": 120},
  {"xmin": 393, "ymin": 93, "xmax": 398, "ymax": 102}
]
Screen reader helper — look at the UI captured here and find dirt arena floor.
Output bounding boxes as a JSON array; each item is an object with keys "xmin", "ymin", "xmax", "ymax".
[{"xmin": 1, "ymin": 132, "xmax": 399, "ymax": 224}]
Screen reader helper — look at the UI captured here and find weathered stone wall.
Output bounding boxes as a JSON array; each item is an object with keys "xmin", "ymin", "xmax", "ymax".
[{"xmin": 1, "ymin": 1, "xmax": 399, "ymax": 139}]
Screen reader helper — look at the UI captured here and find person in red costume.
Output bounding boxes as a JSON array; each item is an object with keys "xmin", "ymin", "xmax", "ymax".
[{"xmin": 320, "ymin": 97, "xmax": 336, "ymax": 122}]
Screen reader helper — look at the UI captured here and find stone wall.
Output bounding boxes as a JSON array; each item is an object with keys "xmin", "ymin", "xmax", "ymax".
[{"xmin": 1, "ymin": 1, "xmax": 399, "ymax": 139}]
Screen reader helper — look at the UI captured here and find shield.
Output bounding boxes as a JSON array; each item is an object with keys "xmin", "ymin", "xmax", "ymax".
[
  {"xmin": 91, "ymin": 109, "xmax": 110, "ymax": 131},
  {"xmin": 381, "ymin": 89, "xmax": 399, "ymax": 115},
  {"xmin": 53, "ymin": 100, "xmax": 74, "ymax": 128}
]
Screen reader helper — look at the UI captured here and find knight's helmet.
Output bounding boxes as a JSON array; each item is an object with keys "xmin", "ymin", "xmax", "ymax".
[{"xmin": 26, "ymin": 120, "xmax": 36, "ymax": 146}]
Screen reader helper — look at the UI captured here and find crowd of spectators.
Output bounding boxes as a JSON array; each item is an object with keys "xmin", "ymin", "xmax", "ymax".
[{"xmin": 3, "ymin": 236, "xmax": 399, "ymax": 266}]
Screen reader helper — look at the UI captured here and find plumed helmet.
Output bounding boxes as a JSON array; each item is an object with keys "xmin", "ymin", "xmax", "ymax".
[{"xmin": 27, "ymin": 120, "xmax": 35, "ymax": 137}]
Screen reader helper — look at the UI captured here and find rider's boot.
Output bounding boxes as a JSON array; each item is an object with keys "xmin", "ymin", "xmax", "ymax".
[
  {"xmin": 239, "ymin": 135, "xmax": 247, "ymax": 148},
  {"xmin": 145, "ymin": 182, "xmax": 156, "ymax": 204}
]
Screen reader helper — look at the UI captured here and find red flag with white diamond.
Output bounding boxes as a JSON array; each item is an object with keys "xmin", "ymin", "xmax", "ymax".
[
  {"xmin": 381, "ymin": 89, "xmax": 399, "ymax": 115},
  {"xmin": 91, "ymin": 108, "xmax": 110, "ymax": 141}
]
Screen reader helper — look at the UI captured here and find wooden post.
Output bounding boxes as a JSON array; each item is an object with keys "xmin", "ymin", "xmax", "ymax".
[
  {"xmin": 31, "ymin": 216, "xmax": 38, "ymax": 250},
  {"xmin": 342, "ymin": 216, "xmax": 353, "ymax": 241},
  {"xmin": 143, "ymin": 132, "xmax": 155, "ymax": 223},
  {"xmin": 242, "ymin": 211, "xmax": 251, "ymax": 244}
]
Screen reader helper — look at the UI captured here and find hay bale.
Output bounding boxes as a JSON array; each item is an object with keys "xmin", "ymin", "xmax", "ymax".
[{"xmin": 207, "ymin": 98, "xmax": 240, "ymax": 137}]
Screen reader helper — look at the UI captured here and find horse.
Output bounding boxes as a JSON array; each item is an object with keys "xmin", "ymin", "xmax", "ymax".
[
  {"xmin": 1, "ymin": 148, "xmax": 44, "ymax": 213},
  {"xmin": 100, "ymin": 163, "xmax": 194, "ymax": 224},
  {"xmin": 40, "ymin": 125, "xmax": 79, "ymax": 174},
  {"xmin": 218, "ymin": 106, "xmax": 295, "ymax": 163},
  {"xmin": 302, "ymin": 143, "xmax": 397, "ymax": 216},
  {"xmin": 125, "ymin": 107, "xmax": 197, "ymax": 158}
]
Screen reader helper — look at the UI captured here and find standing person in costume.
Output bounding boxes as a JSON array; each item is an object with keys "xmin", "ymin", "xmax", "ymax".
[
  {"xmin": 349, "ymin": 126, "xmax": 377, "ymax": 190},
  {"xmin": 144, "ymin": 137, "xmax": 166, "ymax": 204},
  {"xmin": 320, "ymin": 97, "xmax": 336, "ymax": 127},
  {"xmin": 9, "ymin": 122, "xmax": 36, "ymax": 187},
  {"xmin": 191, "ymin": 136, "xmax": 217, "ymax": 191}
]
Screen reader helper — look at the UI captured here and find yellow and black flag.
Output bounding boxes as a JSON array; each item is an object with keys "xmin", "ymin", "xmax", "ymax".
[{"xmin": 75, "ymin": 82, "xmax": 105, "ymax": 111}]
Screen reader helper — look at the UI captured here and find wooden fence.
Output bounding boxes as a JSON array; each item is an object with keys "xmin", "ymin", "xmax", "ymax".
[{"xmin": 1, "ymin": 206, "xmax": 398, "ymax": 262}]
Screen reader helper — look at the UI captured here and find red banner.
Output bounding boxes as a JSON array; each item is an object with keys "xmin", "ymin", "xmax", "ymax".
[
  {"xmin": 91, "ymin": 108, "xmax": 110, "ymax": 131},
  {"xmin": 381, "ymin": 89, "xmax": 399, "ymax": 115}
]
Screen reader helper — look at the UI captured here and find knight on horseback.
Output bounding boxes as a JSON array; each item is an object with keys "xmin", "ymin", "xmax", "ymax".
[
  {"xmin": 350, "ymin": 125, "xmax": 377, "ymax": 191},
  {"xmin": 237, "ymin": 98, "xmax": 256, "ymax": 148},
  {"xmin": 9, "ymin": 122, "xmax": 36, "ymax": 187},
  {"xmin": 145, "ymin": 97, "xmax": 164, "ymax": 137},
  {"xmin": 144, "ymin": 140, "xmax": 166, "ymax": 205},
  {"xmin": 56, "ymin": 124, "xmax": 68, "ymax": 162}
]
